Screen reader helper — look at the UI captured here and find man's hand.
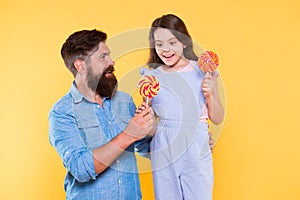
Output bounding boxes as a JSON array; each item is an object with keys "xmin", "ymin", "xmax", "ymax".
[
  {"xmin": 208, "ymin": 132, "xmax": 215, "ymax": 153},
  {"xmin": 135, "ymin": 102, "xmax": 157, "ymax": 136},
  {"xmin": 124, "ymin": 105, "xmax": 154, "ymax": 140}
]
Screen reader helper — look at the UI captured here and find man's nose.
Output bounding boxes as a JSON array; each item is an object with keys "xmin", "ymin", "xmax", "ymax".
[{"xmin": 107, "ymin": 56, "xmax": 115, "ymax": 66}]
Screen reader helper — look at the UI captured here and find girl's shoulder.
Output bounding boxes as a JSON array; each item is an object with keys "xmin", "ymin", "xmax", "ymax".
[
  {"xmin": 189, "ymin": 60, "xmax": 201, "ymax": 73},
  {"xmin": 140, "ymin": 66, "xmax": 161, "ymax": 76}
]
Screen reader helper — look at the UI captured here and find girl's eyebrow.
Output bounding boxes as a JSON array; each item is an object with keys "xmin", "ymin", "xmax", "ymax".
[{"xmin": 154, "ymin": 37, "xmax": 177, "ymax": 42}]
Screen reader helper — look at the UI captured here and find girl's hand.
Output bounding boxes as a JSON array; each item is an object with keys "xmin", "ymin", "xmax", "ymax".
[
  {"xmin": 201, "ymin": 71, "xmax": 219, "ymax": 98},
  {"xmin": 202, "ymin": 70, "xmax": 224, "ymax": 125}
]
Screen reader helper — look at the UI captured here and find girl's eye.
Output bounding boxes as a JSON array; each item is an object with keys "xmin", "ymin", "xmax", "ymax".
[
  {"xmin": 155, "ymin": 43, "xmax": 163, "ymax": 48},
  {"xmin": 170, "ymin": 41, "xmax": 176, "ymax": 45}
]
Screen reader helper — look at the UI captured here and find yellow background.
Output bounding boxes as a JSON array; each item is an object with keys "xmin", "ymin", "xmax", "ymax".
[{"xmin": 1, "ymin": 0, "xmax": 300, "ymax": 199}]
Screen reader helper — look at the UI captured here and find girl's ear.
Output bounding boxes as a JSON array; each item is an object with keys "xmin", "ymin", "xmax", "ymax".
[{"xmin": 74, "ymin": 59, "xmax": 86, "ymax": 74}]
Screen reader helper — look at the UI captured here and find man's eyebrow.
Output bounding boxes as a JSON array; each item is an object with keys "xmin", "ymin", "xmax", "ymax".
[{"xmin": 100, "ymin": 51, "xmax": 111, "ymax": 56}]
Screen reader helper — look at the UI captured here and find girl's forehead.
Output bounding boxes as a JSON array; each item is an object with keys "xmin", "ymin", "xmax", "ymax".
[{"xmin": 154, "ymin": 28, "xmax": 176, "ymax": 41}]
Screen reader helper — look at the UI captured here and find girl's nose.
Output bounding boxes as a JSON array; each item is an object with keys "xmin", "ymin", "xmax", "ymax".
[{"xmin": 162, "ymin": 44, "xmax": 170, "ymax": 52}]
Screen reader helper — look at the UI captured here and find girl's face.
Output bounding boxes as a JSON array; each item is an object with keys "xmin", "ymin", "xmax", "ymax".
[{"xmin": 153, "ymin": 28, "xmax": 188, "ymax": 69}]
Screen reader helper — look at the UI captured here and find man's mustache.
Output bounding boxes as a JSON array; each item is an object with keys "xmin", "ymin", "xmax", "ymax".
[{"xmin": 103, "ymin": 65, "xmax": 115, "ymax": 75}]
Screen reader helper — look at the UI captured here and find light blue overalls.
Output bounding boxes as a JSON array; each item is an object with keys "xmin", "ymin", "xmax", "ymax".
[{"xmin": 141, "ymin": 60, "xmax": 214, "ymax": 200}]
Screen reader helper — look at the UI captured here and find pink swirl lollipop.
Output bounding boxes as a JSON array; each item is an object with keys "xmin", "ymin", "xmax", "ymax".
[
  {"xmin": 137, "ymin": 75, "xmax": 160, "ymax": 104},
  {"xmin": 198, "ymin": 50, "xmax": 219, "ymax": 73}
]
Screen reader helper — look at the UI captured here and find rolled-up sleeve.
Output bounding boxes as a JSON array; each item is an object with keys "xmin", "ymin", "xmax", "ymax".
[{"xmin": 49, "ymin": 109, "xmax": 97, "ymax": 182}]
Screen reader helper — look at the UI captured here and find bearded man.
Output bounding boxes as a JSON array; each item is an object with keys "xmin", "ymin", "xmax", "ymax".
[{"xmin": 48, "ymin": 29, "xmax": 155, "ymax": 200}]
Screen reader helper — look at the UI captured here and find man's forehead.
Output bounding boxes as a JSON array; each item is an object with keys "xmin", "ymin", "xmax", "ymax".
[{"xmin": 98, "ymin": 42, "xmax": 110, "ymax": 53}]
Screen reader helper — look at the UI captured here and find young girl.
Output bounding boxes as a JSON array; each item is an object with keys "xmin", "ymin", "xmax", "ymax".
[{"xmin": 140, "ymin": 14, "xmax": 224, "ymax": 200}]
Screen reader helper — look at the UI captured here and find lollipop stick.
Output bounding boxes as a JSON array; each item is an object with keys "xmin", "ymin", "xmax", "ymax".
[{"xmin": 145, "ymin": 97, "xmax": 149, "ymax": 105}]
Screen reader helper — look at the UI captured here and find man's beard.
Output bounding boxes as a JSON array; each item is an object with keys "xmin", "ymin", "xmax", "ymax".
[
  {"xmin": 87, "ymin": 65, "xmax": 118, "ymax": 98},
  {"xmin": 95, "ymin": 66, "xmax": 118, "ymax": 98}
]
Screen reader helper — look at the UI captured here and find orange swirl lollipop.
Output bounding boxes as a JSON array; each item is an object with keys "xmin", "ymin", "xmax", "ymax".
[
  {"xmin": 137, "ymin": 75, "xmax": 160, "ymax": 104},
  {"xmin": 198, "ymin": 50, "xmax": 219, "ymax": 73}
]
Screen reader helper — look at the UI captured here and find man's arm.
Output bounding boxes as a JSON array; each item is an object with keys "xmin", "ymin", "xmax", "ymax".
[
  {"xmin": 92, "ymin": 106, "xmax": 154, "ymax": 174},
  {"xmin": 49, "ymin": 104, "xmax": 154, "ymax": 181},
  {"xmin": 49, "ymin": 108, "xmax": 97, "ymax": 183}
]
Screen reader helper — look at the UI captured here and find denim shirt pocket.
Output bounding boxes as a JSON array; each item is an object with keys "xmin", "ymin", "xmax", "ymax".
[
  {"xmin": 115, "ymin": 114, "xmax": 131, "ymax": 133},
  {"xmin": 110, "ymin": 95, "xmax": 133, "ymax": 134},
  {"xmin": 77, "ymin": 119, "xmax": 107, "ymax": 149},
  {"xmin": 74, "ymin": 103, "xmax": 106, "ymax": 149}
]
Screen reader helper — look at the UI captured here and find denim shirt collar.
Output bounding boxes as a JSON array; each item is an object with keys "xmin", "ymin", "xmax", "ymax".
[
  {"xmin": 70, "ymin": 81, "xmax": 88, "ymax": 104},
  {"xmin": 70, "ymin": 81, "xmax": 112, "ymax": 104}
]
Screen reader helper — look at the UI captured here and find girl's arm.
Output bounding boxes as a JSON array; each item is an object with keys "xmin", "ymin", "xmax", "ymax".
[{"xmin": 202, "ymin": 71, "xmax": 224, "ymax": 125}]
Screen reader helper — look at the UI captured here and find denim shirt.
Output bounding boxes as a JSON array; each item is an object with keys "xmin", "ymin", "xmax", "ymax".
[{"xmin": 48, "ymin": 82, "xmax": 151, "ymax": 200}]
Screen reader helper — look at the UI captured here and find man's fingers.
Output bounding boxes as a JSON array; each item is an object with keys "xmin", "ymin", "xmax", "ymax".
[
  {"xmin": 209, "ymin": 138, "xmax": 215, "ymax": 145},
  {"xmin": 134, "ymin": 108, "xmax": 152, "ymax": 123},
  {"xmin": 141, "ymin": 102, "xmax": 149, "ymax": 108},
  {"xmin": 139, "ymin": 106, "xmax": 151, "ymax": 117}
]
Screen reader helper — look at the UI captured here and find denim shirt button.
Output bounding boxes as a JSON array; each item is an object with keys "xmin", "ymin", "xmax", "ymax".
[
  {"xmin": 96, "ymin": 105, "xmax": 100, "ymax": 108},
  {"xmin": 118, "ymin": 180, "xmax": 122, "ymax": 184},
  {"xmin": 116, "ymin": 160, "xmax": 120, "ymax": 163}
]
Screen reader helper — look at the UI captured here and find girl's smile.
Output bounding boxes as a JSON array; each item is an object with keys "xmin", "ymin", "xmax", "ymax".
[{"xmin": 154, "ymin": 28, "xmax": 189, "ymax": 70}]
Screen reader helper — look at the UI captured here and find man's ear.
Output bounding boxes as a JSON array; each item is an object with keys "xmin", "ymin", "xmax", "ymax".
[{"xmin": 74, "ymin": 59, "xmax": 86, "ymax": 74}]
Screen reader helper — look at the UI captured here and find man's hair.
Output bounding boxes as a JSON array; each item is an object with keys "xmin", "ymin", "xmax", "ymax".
[{"xmin": 61, "ymin": 29, "xmax": 107, "ymax": 77}]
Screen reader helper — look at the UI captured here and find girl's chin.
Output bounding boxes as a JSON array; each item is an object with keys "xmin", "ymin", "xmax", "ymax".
[{"xmin": 162, "ymin": 57, "xmax": 175, "ymax": 64}]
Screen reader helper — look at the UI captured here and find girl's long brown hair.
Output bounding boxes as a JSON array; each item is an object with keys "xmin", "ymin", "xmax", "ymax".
[{"xmin": 147, "ymin": 14, "xmax": 198, "ymax": 69}]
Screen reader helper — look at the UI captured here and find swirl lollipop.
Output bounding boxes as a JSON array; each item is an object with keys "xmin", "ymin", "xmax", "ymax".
[
  {"xmin": 198, "ymin": 50, "xmax": 219, "ymax": 73},
  {"xmin": 137, "ymin": 75, "xmax": 160, "ymax": 104}
]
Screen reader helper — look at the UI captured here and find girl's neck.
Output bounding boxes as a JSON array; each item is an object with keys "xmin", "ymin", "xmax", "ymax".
[{"xmin": 161, "ymin": 59, "xmax": 190, "ymax": 72}]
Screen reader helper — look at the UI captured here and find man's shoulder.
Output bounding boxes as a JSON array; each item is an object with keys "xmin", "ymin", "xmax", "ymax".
[{"xmin": 49, "ymin": 93, "xmax": 73, "ymax": 114}]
